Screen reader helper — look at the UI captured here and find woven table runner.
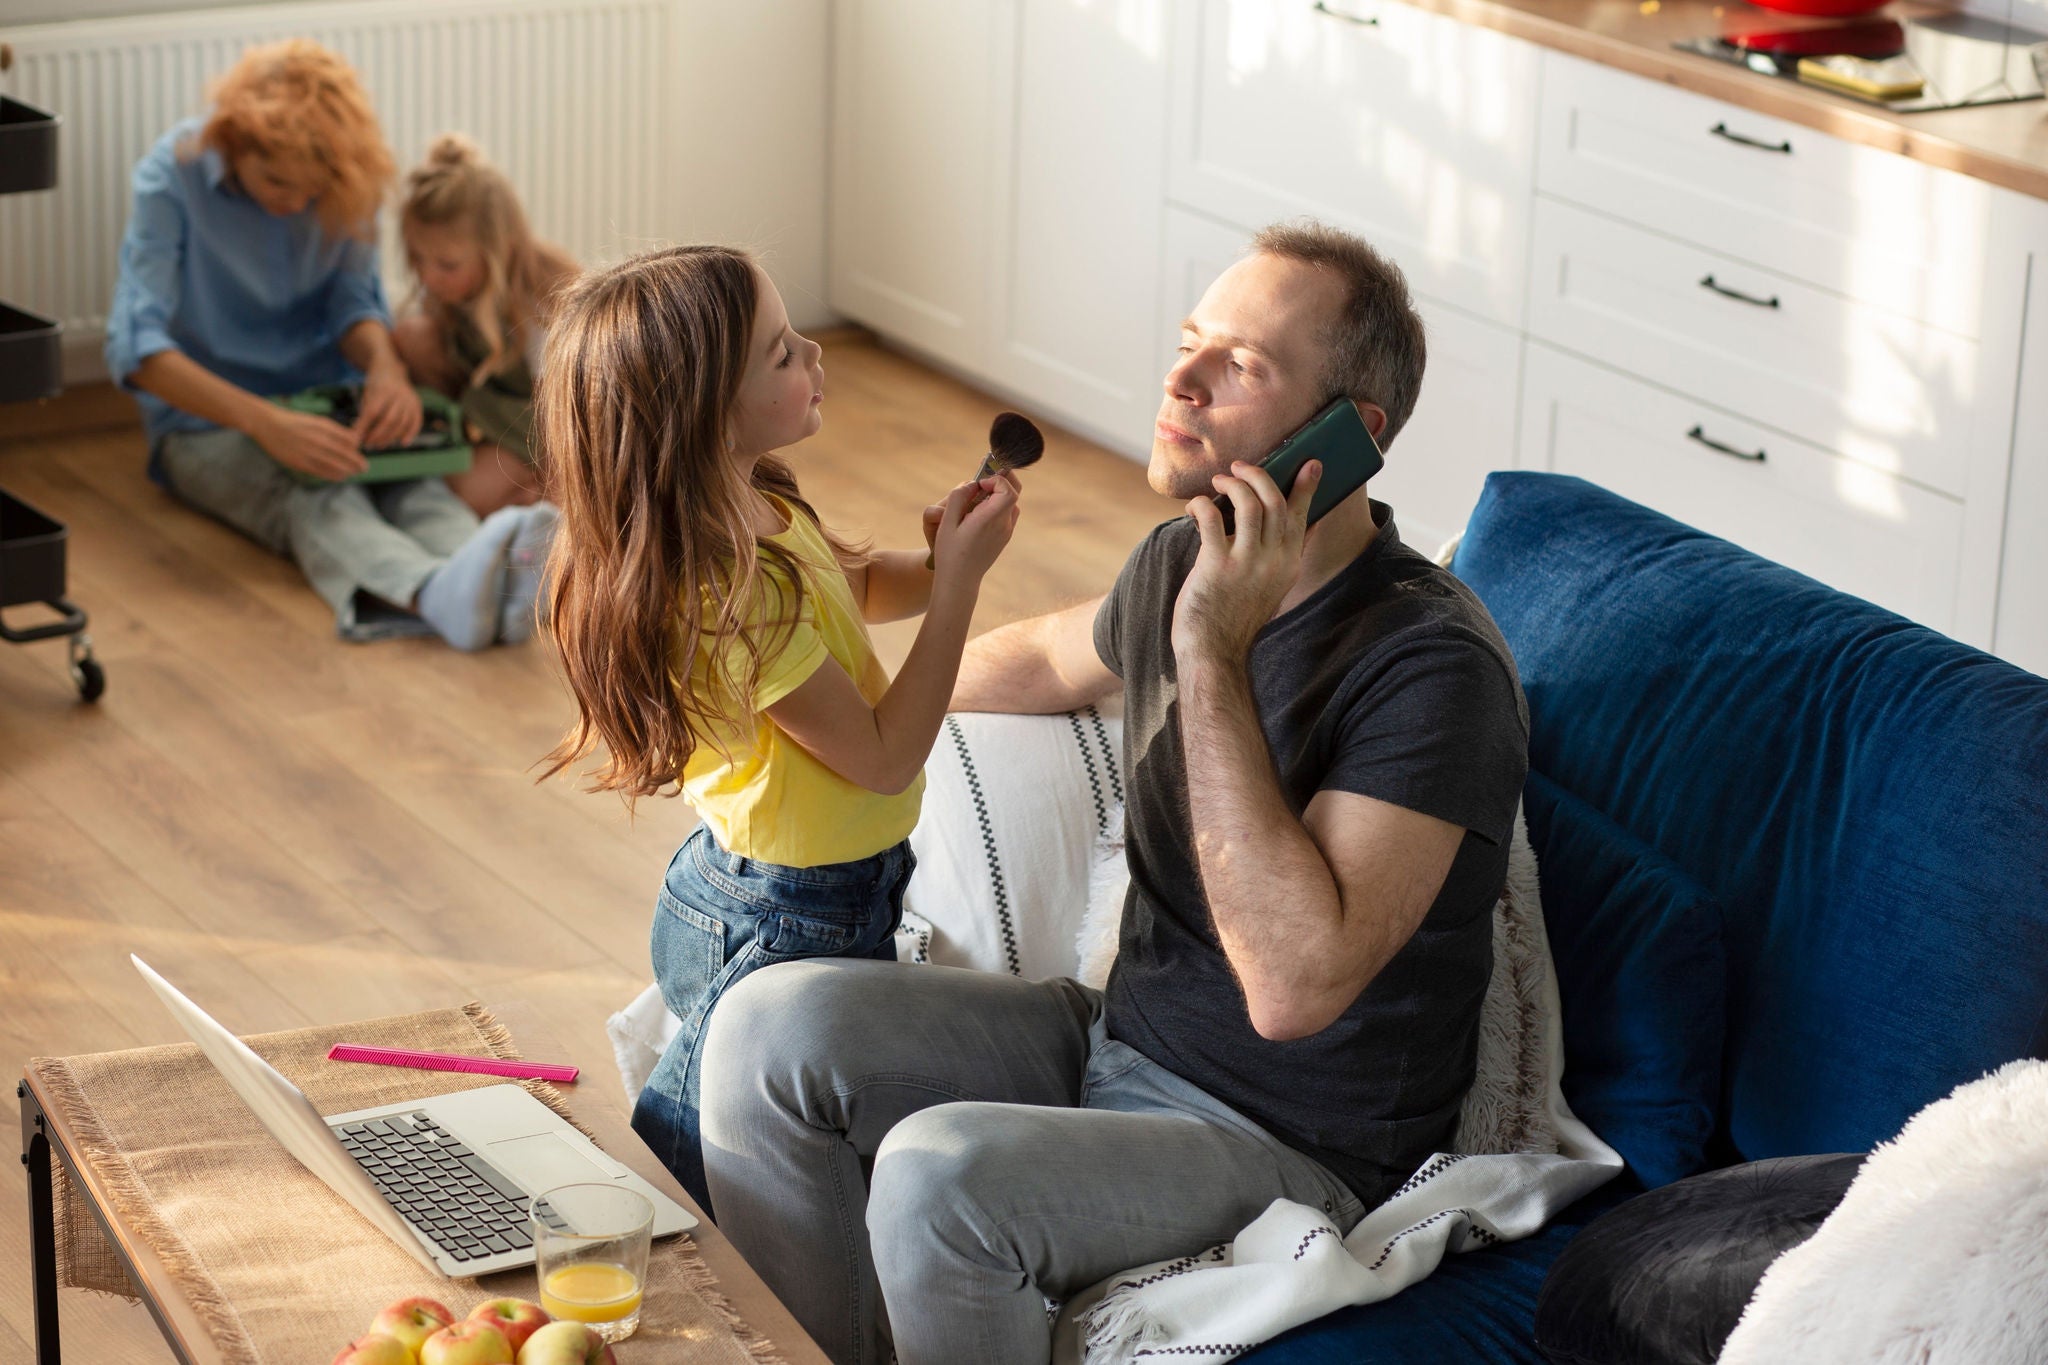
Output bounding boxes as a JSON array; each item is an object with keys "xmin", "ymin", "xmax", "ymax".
[{"xmin": 29, "ymin": 1002, "xmax": 783, "ymax": 1365}]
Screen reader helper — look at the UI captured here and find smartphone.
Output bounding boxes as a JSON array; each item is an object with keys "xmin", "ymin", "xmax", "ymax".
[{"xmin": 1215, "ymin": 395, "xmax": 1385, "ymax": 533}]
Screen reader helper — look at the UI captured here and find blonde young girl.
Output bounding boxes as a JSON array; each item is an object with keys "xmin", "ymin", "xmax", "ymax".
[
  {"xmin": 537, "ymin": 245, "xmax": 1021, "ymax": 1210},
  {"xmin": 394, "ymin": 134, "xmax": 578, "ymax": 516}
]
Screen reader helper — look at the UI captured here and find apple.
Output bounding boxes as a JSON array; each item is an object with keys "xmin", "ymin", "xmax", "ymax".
[
  {"xmin": 332, "ymin": 1335, "xmax": 412, "ymax": 1365},
  {"xmin": 517, "ymin": 1320, "xmax": 617, "ymax": 1365},
  {"xmin": 369, "ymin": 1297, "xmax": 456, "ymax": 1358},
  {"xmin": 467, "ymin": 1298, "xmax": 550, "ymax": 1354},
  {"xmin": 420, "ymin": 1319, "xmax": 514, "ymax": 1365}
]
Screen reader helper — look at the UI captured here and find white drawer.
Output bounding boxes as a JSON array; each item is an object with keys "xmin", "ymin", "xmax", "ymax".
[
  {"xmin": 1527, "ymin": 196, "xmax": 1983, "ymax": 500},
  {"xmin": 1536, "ymin": 50, "xmax": 2000, "ymax": 341},
  {"xmin": 1520, "ymin": 343, "xmax": 1965, "ymax": 633},
  {"xmin": 1160, "ymin": 206, "xmax": 1521, "ymax": 555},
  {"xmin": 1168, "ymin": 0, "xmax": 1540, "ymax": 327}
]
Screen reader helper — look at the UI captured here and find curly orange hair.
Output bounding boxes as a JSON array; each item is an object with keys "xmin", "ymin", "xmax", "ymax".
[{"xmin": 197, "ymin": 39, "xmax": 394, "ymax": 240}]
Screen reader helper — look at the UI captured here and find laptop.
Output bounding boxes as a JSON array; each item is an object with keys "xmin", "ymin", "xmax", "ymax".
[{"xmin": 131, "ymin": 955, "xmax": 695, "ymax": 1277}]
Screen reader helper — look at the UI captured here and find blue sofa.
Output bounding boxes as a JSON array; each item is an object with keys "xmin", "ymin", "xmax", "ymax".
[{"xmin": 1246, "ymin": 472, "xmax": 2048, "ymax": 1363}]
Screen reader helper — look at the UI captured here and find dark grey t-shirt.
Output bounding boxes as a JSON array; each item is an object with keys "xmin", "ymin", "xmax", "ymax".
[{"xmin": 1093, "ymin": 503, "xmax": 1529, "ymax": 1205}]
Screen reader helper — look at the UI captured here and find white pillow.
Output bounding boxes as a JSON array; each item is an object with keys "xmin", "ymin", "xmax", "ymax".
[{"xmin": 902, "ymin": 702, "xmax": 1124, "ymax": 981}]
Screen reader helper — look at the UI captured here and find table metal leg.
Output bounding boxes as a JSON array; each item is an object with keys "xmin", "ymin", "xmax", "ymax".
[{"xmin": 19, "ymin": 1080, "xmax": 62, "ymax": 1365}]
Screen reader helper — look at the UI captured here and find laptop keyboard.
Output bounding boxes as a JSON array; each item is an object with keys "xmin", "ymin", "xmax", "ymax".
[{"xmin": 333, "ymin": 1110, "xmax": 569, "ymax": 1265}]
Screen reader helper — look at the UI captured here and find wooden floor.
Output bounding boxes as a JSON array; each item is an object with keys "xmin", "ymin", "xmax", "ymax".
[{"xmin": 0, "ymin": 332, "xmax": 1170, "ymax": 1359}]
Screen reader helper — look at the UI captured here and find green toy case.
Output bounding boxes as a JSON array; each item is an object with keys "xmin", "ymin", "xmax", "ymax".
[{"xmin": 276, "ymin": 383, "xmax": 474, "ymax": 485}]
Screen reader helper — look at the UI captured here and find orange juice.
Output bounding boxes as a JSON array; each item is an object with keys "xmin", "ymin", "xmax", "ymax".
[{"xmin": 540, "ymin": 1262, "xmax": 643, "ymax": 1324}]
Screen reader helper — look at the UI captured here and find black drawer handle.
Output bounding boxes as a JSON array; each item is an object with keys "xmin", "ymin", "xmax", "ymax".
[
  {"xmin": 1699, "ymin": 274, "xmax": 1781, "ymax": 309},
  {"xmin": 1313, "ymin": 1, "xmax": 1379, "ymax": 25},
  {"xmin": 1710, "ymin": 122, "xmax": 1792, "ymax": 155},
  {"xmin": 1687, "ymin": 424, "xmax": 1767, "ymax": 463}
]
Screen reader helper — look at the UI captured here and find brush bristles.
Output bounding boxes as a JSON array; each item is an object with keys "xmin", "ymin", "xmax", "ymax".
[{"xmin": 986, "ymin": 411, "xmax": 1045, "ymax": 473}]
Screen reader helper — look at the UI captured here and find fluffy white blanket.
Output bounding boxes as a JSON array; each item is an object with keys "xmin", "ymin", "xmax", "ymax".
[
  {"xmin": 1719, "ymin": 1057, "xmax": 2048, "ymax": 1365},
  {"xmin": 1061, "ymin": 811, "xmax": 1623, "ymax": 1364}
]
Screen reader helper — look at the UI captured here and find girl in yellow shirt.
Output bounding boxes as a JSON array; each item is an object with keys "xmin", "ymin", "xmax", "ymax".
[{"xmin": 536, "ymin": 245, "xmax": 1021, "ymax": 1211}]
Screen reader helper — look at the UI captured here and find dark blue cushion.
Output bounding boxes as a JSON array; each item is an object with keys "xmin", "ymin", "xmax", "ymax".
[
  {"xmin": 1452, "ymin": 473, "xmax": 2048, "ymax": 1161},
  {"xmin": 1242, "ymin": 1180, "xmax": 1640, "ymax": 1364},
  {"xmin": 1524, "ymin": 772, "xmax": 1725, "ymax": 1188}
]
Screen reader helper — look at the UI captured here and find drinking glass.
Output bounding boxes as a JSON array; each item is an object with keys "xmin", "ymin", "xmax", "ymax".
[{"xmin": 530, "ymin": 1183, "xmax": 654, "ymax": 1343}]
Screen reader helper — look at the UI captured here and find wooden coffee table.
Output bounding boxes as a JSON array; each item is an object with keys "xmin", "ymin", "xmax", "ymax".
[{"xmin": 17, "ymin": 1001, "xmax": 826, "ymax": 1365}]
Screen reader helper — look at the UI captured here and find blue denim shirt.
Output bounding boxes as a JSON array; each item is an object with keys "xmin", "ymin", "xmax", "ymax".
[{"xmin": 103, "ymin": 118, "xmax": 391, "ymax": 463}]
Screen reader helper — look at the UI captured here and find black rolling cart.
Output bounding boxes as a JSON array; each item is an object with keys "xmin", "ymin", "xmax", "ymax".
[{"xmin": 1, "ymin": 90, "xmax": 102, "ymax": 702}]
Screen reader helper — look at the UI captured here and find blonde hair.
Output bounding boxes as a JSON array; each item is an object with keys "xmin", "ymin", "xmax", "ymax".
[
  {"xmin": 537, "ymin": 245, "xmax": 862, "ymax": 803},
  {"xmin": 196, "ymin": 39, "xmax": 393, "ymax": 241},
  {"xmin": 401, "ymin": 133, "xmax": 579, "ymax": 386}
]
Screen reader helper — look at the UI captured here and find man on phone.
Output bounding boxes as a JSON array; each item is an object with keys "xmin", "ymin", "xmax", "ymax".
[{"xmin": 697, "ymin": 220, "xmax": 1530, "ymax": 1365}]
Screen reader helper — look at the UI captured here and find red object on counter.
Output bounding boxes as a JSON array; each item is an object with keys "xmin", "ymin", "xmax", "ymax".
[
  {"xmin": 1724, "ymin": 18, "xmax": 1904, "ymax": 55},
  {"xmin": 1743, "ymin": 0, "xmax": 1892, "ymax": 18}
]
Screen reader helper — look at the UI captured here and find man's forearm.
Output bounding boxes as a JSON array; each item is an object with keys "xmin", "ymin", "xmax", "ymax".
[
  {"xmin": 952, "ymin": 609, "xmax": 1106, "ymax": 713},
  {"xmin": 1178, "ymin": 652, "xmax": 1351, "ymax": 1038}
]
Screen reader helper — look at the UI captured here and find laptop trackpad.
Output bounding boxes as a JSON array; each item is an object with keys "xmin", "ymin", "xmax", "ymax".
[{"xmin": 488, "ymin": 1133, "xmax": 618, "ymax": 1193}]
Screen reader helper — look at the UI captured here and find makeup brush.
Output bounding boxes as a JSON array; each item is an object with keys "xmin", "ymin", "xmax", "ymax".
[{"xmin": 927, "ymin": 411, "xmax": 1044, "ymax": 568}]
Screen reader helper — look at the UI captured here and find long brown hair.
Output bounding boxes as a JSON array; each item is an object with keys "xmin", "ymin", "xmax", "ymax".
[
  {"xmin": 537, "ymin": 245, "xmax": 858, "ymax": 802},
  {"xmin": 195, "ymin": 39, "xmax": 394, "ymax": 241},
  {"xmin": 400, "ymin": 133, "xmax": 578, "ymax": 385}
]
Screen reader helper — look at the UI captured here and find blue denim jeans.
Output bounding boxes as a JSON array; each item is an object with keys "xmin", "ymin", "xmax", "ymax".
[{"xmin": 630, "ymin": 826, "xmax": 912, "ymax": 1214}]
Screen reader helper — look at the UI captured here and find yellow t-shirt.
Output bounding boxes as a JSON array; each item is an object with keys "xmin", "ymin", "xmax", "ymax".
[{"xmin": 678, "ymin": 495, "xmax": 924, "ymax": 867}]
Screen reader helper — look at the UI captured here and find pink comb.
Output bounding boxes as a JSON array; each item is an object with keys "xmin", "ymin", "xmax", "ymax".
[{"xmin": 327, "ymin": 1043, "xmax": 579, "ymax": 1084}]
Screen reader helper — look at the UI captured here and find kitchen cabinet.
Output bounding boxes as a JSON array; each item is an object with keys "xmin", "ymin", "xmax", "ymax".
[
  {"xmin": 828, "ymin": 0, "xmax": 2048, "ymax": 669},
  {"xmin": 1530, "ymin": 49, "xmax": 2035, "ymax": 649},
  {"xmin": 828, "ymin": 0, "xmax": 1016, "ymax": 366},
  {"xmin": 986, "ymin": 0, "xmax": 1171, "ymax": 448},
  {"xmin": 1169, "ymin": 0, "xmax": 1538, "ymax": 328},
  {"xmin": 1522, "ymin": 343, "xmax": 1967, "ymax": 632},
  {"xmin": 1995, "ymin": 225, "xmax": 2048, "ymax": 677}
]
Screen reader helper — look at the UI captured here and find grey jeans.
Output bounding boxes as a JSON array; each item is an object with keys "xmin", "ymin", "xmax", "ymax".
[
  {"xmin": 698, "ymin": 959, "xmax": 1367, "ymax": 1365},
  {"xmin": 158, "ymin": 427, "xmax": 479, "ymax": 639}
]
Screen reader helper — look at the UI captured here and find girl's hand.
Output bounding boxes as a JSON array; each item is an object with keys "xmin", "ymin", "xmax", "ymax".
[
  {"xmin": 356, "ymin": 362, "xmax": 424, "ymax": 450},
  {"xmin": 250, "ymin": 406, "xmax": 370, "ymax": 482},
  {"xmin": 931, "ymin": 476, "xmax": 1020, "ymax": 583},
  {"xmin": 923, "ymin": 468, "xmax": 1019, "ymax": 568}
]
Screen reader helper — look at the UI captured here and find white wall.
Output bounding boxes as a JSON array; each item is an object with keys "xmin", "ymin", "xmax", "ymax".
[
  {"xmin": 664, "ymin": 0, "xmax": 832, "ymax": 329},
  {"xmin": 4, "ymin": 0, "xmax": 298, "ymax": 22},
  {"xmin": 2, "ymin": 0, "xmax": 831, "ymax": 362}
]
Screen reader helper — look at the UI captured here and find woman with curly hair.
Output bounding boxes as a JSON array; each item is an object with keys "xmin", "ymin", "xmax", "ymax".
[{"xmin": 105, "ymin": 39, "xmax": 555, "ymax": 647}]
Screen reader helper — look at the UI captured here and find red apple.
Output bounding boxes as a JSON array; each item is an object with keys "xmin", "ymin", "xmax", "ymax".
[
  {"xmin": 332, "ymin": 1335, "xmax": 411, "ymax": 1365},
  {"xmin": 369, "ymin": 1297, "xmax": 455, "ymax": 1358},
  {"xmin": 420, "ymin": 1319, "xmax": 514, "ymax": 1365},
  {"xmin": 516, "ymin": 1320, "xmax": 617, "ymax": 1365},
  {"xmin": 467, "ymin": 1298, "xmax": 550, "ymax": 1354}
]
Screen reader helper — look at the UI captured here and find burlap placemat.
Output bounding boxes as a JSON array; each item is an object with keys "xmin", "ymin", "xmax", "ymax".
[{"xmin": 28, "ymin": 1003, "xmax": 784, "ymax": 1365}]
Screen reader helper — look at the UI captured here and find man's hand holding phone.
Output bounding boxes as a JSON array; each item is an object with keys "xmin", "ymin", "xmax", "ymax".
[{"xmin": 1173, "ymin": 458, "xmax": 1321, "ymax": 663}]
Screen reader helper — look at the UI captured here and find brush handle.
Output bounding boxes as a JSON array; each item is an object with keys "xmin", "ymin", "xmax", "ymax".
[{"xmin": 326, "ymin": 1043, "xmax": 579, "ymax": 1084}]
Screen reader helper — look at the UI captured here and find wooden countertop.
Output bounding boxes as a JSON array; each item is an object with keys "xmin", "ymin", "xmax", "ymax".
[{"xmin": 1388, "ymin": 0, "xmax": 2048, "ymax": 200}]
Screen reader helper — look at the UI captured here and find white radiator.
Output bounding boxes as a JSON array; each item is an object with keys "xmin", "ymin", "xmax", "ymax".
[{"xmin": 0, "ymin": 0, "xmax": 679, "ymax": 382}]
